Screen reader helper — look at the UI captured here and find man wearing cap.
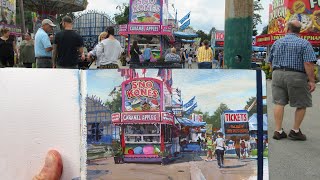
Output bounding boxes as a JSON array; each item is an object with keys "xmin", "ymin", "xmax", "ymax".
[
  {"xmin": 34, "ymin": 19, "xmax": 56, "ymax": 68},
  {"xmin": 52, "ymin": 16, "xmax": 85, "ymax": 69}
]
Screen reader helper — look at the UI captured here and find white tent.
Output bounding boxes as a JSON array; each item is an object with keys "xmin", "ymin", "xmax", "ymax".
[{"xmin": 249, "ymin": 113, "xmax": 268, "ymax": 131}]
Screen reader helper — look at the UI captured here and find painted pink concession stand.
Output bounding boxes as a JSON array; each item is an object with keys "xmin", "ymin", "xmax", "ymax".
[
  {"xmin": 119, "ymin": 0, "xmax": 175, "ymax": 58},
  {"xmin": 112, "ymin": 77, "xmax": 175, "ymax": 163}
]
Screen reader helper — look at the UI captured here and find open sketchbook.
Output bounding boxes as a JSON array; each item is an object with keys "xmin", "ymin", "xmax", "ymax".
[{"xmin": 0, "ymin": 69, "xmax": 268, "ymax": 180}]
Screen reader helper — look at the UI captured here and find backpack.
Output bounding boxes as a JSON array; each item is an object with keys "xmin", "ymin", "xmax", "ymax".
[{"xmin": 241, "ymin": 141, "xmax": 246, "ymax": 149}]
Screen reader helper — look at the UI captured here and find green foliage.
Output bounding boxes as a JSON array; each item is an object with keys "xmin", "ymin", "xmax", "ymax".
[
  {"xmin": 244, "ymin": 96, "xmax": 268, "ymax": 116},
  {"xmin": 105, "ymin": 91, "xmax": 122, "ymax": 113},
  {"xmin": 253, "ymin": 0, "xmax": 264, "ymax": 36},
  {"xmin": 114, "ymin": 3, "xmax": 130, "ymax": 25},
  {"xmin": 260, "ymin": 25, "xmax": 269, "ymax": 35},
  {"xmin": 196, "ymin": 30, "xmax": 210, "ymax": 42},
  {"xmin": 112, "ymin": 141, "xmax": 123, "ymax": 157},
  {"xmin": 194, "ymin": 103, "xmax": 230, "ymax": 129},
  {"xmin": 251, "ymin": 148, "xmax": 268, "ymax": 157}
]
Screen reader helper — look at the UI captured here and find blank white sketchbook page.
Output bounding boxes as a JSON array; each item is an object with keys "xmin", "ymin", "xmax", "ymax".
[{"xmin": 0, "ymin": 69, "xmax": 81, "ymax": 180}]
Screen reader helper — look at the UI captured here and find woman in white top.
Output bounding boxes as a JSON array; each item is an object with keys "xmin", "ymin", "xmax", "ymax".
[
  {"xmin": 214, "ymin": 132, "xmax": 226, "ymax": 168},
  {"xmin": 87, "ymin": 32, "xmax": 107, "ymax": 68}
]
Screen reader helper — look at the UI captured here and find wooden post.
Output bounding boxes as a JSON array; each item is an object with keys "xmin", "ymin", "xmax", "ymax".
[
  {"xmin": 224, "ymin": 0, "xmax": 253, "ymax": 69},
  {"xmin": 19, "ymin": 0, "xmax": 26, "ymax": 34}
]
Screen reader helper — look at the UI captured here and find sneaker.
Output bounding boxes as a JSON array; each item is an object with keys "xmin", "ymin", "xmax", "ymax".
[
  {"xmin": 288, "ymin": 129, "xmax": 307, "ymax": 141},
  {"xmin": 273, "ymin": 129, "xmax": 287, "ymax": 140}
]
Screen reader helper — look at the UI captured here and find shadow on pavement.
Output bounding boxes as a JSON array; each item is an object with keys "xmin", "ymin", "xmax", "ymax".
[{"xmin": 87, "ymin": 170, "xmax": 110, "ymax": 180}]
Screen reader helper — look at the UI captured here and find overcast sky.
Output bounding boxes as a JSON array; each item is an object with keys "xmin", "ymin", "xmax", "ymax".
[
  {"xmin": 86, "ymin": 0, "xmax": 271, "ymax": 34},
  {"xmin": 86, "ymin": 70, "xmax": 266, "ymax": 115}
]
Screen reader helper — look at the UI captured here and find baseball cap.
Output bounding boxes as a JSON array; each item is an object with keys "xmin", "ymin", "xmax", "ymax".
[{"xmin": 42, "ymin": 19, "xmax": 56, "ymax": 27}]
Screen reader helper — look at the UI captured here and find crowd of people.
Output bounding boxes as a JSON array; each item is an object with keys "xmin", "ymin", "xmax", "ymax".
[
  {"xmin": 0, "ymin": 16, "xmax": 123, "ymax": 69},
  {"xmin": 1, "ymin": 19, "xmax": 226, "ymax": 69}
]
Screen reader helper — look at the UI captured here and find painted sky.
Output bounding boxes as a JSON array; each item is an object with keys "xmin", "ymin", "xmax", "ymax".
[
  {"xmin": 86, "ymin": 0, "xmax": 270, "ymax": 34},
  {"xmin": 86, "ymin": 70, "xmax": 267, "ymax": 115}
]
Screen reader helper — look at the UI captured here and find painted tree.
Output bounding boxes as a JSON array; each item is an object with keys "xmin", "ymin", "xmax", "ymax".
[
  {"xmin": 244, "ymin": 96, "xmax": 268, "ymax": 117},
  {"xmin": 211, "ymin": 103, "xmax": 230, "ymax": 129},
  {"xmin": 105, "ymin": 92, "xmax": 122, "ymax": 113}
]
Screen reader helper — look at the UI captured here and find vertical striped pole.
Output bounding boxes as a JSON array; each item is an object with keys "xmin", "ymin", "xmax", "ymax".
[{"xmin": 224, "ymin": 0, "xmax": 253, "ymax": 69}]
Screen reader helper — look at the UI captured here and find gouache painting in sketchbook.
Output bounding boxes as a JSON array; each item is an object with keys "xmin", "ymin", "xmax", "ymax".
[
  {"xmin": 0, "ymin": 69, "xmax": 268, "ymax": 180},
  {"xmin": 84, "ymin": 69, "xmax": 269, "ymax": 180}
]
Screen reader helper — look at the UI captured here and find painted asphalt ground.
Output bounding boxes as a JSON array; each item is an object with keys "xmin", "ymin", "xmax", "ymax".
[
  {"xmin": 87, "ymin": 154, "xmax": 262, "ymax": 180},
  {"xmin": 267, "ymin": 80, "xmax": 320, "ymax": 180}
]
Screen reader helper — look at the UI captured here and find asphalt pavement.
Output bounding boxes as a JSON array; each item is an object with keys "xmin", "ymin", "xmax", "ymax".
[{"xmin": 267, "ymin": 80, "xmax": 320, "ymax": 180}]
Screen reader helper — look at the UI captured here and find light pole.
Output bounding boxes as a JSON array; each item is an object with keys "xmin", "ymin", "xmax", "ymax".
[
  {"xmin": 19, "ymin": 0, "xmax": 26, "ymax": 34},
  {"xmin": 224, "ymin": 0, "xmax": 253, "ymax": 69}
]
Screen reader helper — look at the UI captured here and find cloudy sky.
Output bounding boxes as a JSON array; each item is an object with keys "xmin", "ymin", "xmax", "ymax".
[
  {"xmin": 86, "ymin": 0, "xmax": 271, "ymax": 34},
  {"xmin": 86, "ymin": 70, "xmax": 266, "ymax": 115}
]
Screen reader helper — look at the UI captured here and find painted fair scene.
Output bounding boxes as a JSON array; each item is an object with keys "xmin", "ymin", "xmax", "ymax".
[{"xmin": 85, "ymin": 69, "xmax": 268, "ymax": 180}]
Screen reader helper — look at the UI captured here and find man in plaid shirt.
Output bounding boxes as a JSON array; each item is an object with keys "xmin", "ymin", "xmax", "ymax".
[{"xmin": 269, "ymin": 20, "xmax": 317, "ymax": 141}]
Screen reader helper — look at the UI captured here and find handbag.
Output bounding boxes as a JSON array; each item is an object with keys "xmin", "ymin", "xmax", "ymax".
[{"xmin": 134, "ymin": 48, "xmax": 144, "ymax": 63}]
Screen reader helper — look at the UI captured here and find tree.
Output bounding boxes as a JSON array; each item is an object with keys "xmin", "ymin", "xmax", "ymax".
[
  {"xmin": 105, "ymin": 92, "xmax": 122, "ymax": 113},
  {"xmin": 56, "ymin": 12, "xmax": 75, "ymax": 30},
  {"xmin": 260, "ymin": 25, "xmax": 269, "ymax": 35},
  {"xmin": 244, "ymin": 96, "xmax": 268, "ymax": 117},
  {"xmin": 209, "ymin": 27, "xmax": 216, "ymax": 37},
  {"xmin": 114, "ymin": 3, "xmax": 130, "ymax": 25},
  {"xmin": 253, "ymin": 0, "xmax": 264, "ymax": 36},
  {"xmin": 211, "ymin": 103, "xmax": 230, "ymax": 129},
  {"xmin": 196, "ymin": 30, "xmax": 210, "ymax": 42}
]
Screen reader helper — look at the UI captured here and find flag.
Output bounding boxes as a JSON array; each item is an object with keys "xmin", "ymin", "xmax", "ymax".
[
  {"xmin": 142, "ymin": 69, "xmax": 147, "ymax": 75},
  {"xmin": 183, "ymin": 96, "xmax": 195, "ymax": 109},
  {"xmin": 179, "ymin": 12, "xmax": 190, "ymax": 24},
  {"xmin": 157, "ymin": 69, "xmax": 166, "ymax": 81},
  {"xmin": 167, "ymin": 69, "xmax": 172, "ymax": 86},
  {"xmin": 184, "ymin": 102, "xmax": 198, "ymax": 115},
  {"xmin": 180, "ymin": 19, "xmax": 190, "ymax": 31}
]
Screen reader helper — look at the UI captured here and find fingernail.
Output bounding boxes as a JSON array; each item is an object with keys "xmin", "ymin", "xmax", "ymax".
[{"xmin": 44, "ymin": 151, "xmax": 57, "ymax": 168}]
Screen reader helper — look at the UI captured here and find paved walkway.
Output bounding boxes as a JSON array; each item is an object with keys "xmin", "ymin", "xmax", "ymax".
[
  {"xmin": 87, "ymin": 154, "xmax": 262, "ymax": 180},
  {"xmin": 267, "ymin": 80, "xmax": 320, "ymax": 180}
]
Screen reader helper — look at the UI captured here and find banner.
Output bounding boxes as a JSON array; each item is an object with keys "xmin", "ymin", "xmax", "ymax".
[
  {"xmin": 179, "ymin": 11, "xmax": 190, "ymax": 24},
  {"xmin": 180, "ymin": 19, "xmax": 190, "ymax": 31},
  {"xmin": 183, "ymin": 96, "xmax": 195, "ymax": 109},
  {"xmin": 269, "ymin": 0, "xmax": 320, "ymax": 34},
  {"xmin": 130, "ymin": 0, "xmax": 162, "ymax": 24},
  {"xmin": 184, "ymin": 102, "xmax": 197, "ymax": 115},
  {"xmin": 122, "ymin": 78, "xmax": 162, "ymax": 112},
  {"xmin": 0, "ymin": 0, "xmax": 16, "ymax": 25}
]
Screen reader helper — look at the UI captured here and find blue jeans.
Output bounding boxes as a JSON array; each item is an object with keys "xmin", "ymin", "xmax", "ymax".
[
  {"xmin": 198, "ymin": 62, "xmax": 212, "ymax": 69},
  {"xmin": 212, "ymin": 59, "xmax": 220, "ymax": 68}
]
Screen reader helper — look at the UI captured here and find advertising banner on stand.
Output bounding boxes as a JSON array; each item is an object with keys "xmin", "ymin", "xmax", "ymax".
[
  {"xmin": 130, "ymin": 0, "xmax": 162, "ymax": 24},
  {"xmin": 0, "ymin": 0, "xmax": 16, "ymax": 25},
  {"xmin": 269, "ymin": 0, "xmax": 320, "ymax": 34},
  {"xmin": 122, "ymin": 78, "xmax": 163, "ymax": 112}
]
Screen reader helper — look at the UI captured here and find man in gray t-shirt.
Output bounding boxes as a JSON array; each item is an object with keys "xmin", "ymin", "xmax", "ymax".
[{"xmin": 96, "ymin": 27, "xmax": 122, "ymax": 69}]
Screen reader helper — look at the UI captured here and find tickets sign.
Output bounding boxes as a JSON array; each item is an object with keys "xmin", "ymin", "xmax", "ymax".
[
  {"xmin": 224, "ymin": 112, "xmax": 248, "ymax": 123},
  {"xmin": 223, "ymin": 110, "xmax": 249, "ymax": 135},
  {"xmin": 224, "ymin": 123, "xmax": 249, "ymax": 134}
]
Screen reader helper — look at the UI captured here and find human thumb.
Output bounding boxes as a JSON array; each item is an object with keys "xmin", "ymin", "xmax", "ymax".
[{"xmin": 33, "ymin": 150, "xmax": 63, "ymax": 180}]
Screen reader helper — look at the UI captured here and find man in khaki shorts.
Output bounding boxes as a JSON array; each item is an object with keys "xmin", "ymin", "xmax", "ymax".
[{"xmin": 269, "ymin": 20, "xmax": 317, "ymax": 141}]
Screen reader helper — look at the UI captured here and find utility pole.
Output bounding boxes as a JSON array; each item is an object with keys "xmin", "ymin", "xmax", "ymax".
[
  {"xmin": 19, "ymin": 0, "xmax": 26, "ymax": 34},
  {"xmin": 224, "ymin": 0, "xmax": 253, "ymax": 69}
]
